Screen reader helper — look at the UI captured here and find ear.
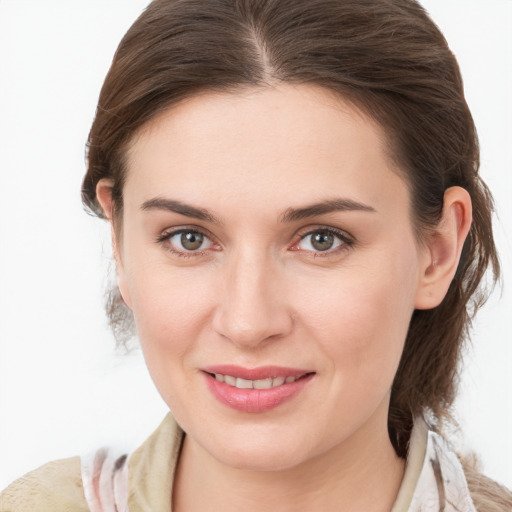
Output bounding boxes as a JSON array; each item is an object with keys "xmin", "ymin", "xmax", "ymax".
[
  {"xmin": 414, "ymin": 186, "xmax": 472, "ymax": 310},
  {"xmin": 96, "ymin": 178, "xmax": 115, "ymax": 220},
  {"xmin": 96, "ymin": 179, "xmax": 133, "ymax": 310}
]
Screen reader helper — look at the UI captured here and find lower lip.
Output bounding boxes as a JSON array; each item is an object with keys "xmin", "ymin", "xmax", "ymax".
[{"xmin": 204, "ymin": 373, "xmax": 314, "ymax": 413}]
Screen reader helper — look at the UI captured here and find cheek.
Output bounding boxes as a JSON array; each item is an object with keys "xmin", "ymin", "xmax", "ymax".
[
  {"xmin": 132, "ymin": 275, "xmax": 207, "ymax": 338},
  {"xmin": 123, "ymin": 259, "xmax": 215, "ymax": 390},
  {"xmin": 296, "ymin": 249, "xmax": 418, "ymax": 379}
]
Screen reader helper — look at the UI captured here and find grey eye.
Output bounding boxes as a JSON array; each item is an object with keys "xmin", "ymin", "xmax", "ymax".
[
  {"xmin": 298, "ymin": 231, "xmax": 344, "ymax": 252},
  {"xmin": 169, "ymin": 230, "xmax": 212, "ymax": 251},
  {"xmin": 181, "ymin": 232, "xmax": 204, "ymax": 250},
  {"xmin": 311, "ymin": 232, "xmax": 335, "ymax": 251}
]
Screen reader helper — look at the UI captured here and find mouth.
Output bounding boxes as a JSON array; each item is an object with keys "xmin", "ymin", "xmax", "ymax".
[
  {"xmin": 201, "ymin": 365, "xmax": 316, "ymax": 413},
  {"xmin": 205, "ymin": 372, "xmax": 312, "ymax": 389}
]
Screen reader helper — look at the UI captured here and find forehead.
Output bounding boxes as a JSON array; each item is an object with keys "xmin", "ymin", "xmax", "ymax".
[{"xmin": 123, "ymin": 84, "xmax": 409, "ymax": 217}]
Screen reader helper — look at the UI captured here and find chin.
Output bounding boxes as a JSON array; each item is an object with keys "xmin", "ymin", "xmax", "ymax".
[
  {"xmin": 198, "ymin": 428, "xmax": 317, "ymax": 472},
  {"xmin": 215, "ymin": 446, "xmax": 308, "ymax": 472}
]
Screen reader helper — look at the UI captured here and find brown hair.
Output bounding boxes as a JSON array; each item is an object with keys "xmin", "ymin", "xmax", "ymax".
[{"xmin": 82, "ymin": 0, "xmax": 504, "ymax": 501}]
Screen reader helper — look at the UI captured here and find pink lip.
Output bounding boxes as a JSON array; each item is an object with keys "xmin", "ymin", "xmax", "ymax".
[{"xmin": 202, "ymin": 365, "xmax": 315, "ymax": 413}]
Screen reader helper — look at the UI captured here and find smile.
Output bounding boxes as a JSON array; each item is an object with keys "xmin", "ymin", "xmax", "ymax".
[
  {"xmin": 211, "ymin": 374, "xmax": 301, "ymax": 389},
  {"xmin": 202, "ymin": 366, "xmax": 315, "ymax": 413}
]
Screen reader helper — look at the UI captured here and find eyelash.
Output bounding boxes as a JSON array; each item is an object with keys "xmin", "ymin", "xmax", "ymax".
[
  {"xmin": 156, "ymin": 226, "xmax": 354, "ymax": 258},
  {"xmin": 293, "ymin": 227, "xmax": 354, "ymax": 257},
  {"xmin": 156, "ymin": 227, "xmax": 217, "ymax": 258}
]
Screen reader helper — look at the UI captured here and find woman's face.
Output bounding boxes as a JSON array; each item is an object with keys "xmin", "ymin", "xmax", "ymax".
[{"xmin": 115, "ymin": 84, "xmax": 431, "ymax": 471}]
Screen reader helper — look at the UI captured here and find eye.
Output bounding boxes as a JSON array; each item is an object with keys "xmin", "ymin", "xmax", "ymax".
[
  {"xmin": 158, "ymin": 228, "xmax": 216, "ymax": 255},
  {"xmin": 294, "ymin": 228, "xmax": 352, "ymax": 253}
]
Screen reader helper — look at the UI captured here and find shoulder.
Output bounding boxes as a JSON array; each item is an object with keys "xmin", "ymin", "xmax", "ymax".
[
  {"xmin": 0, "ymin": 414, "xmax": 181, "ymax": 512},
  {"xmin": 0, "ymin": 456, "xmax": 89, "ymax": 512},
  {"xmin": 460, "ymin": 456, "xmax": 512, "ymax": 512}
]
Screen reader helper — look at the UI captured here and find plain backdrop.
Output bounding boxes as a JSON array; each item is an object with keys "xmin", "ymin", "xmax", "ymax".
[{"xmin": 0, "ymin": 0, "xmax": 511, "ymax": 491}]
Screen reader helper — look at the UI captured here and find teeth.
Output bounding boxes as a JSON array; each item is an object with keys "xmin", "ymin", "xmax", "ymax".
[
  {"xmin": 224, "ymin": 375, "xmax": 236, "ymax": 386},
  {"xmin": 213, "ymin": 373, "xmax": 299, "ymax": 389},
  {"xmin": 272, "ymin": 376, "xmax": 285, "ymax": 386},
  {"xmin": 253, "ymin": 378, "xmax": 273, "ymax": 389},
  {"xmin": 235, "ymin": 377, "xmax": 253, "ymax": 389}
]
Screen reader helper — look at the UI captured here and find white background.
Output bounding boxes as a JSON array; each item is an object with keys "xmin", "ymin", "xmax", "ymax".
[{"xmin": 0, "ymin": 0, "xmax": 511, "ymax": 491}]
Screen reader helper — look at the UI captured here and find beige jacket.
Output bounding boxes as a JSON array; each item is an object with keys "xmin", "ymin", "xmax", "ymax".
[{"xmin": 0, "ymin": 414, "xmax": 476, "ymax": 511}]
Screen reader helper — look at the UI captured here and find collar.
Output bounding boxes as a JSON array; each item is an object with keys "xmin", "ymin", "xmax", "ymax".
[{"xmin": 392, "ymin": 417, "xmax": 477, "ymax": 512}]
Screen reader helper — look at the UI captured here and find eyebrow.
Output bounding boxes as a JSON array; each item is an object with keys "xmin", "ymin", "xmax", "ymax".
[
  {"xmin": 141, "ymin": 197, "xmax": 220, "ymax": 223},
  {"xmin": 140, "ymin": 196, "xmax": 376, "ymax": 224},
  {"xmin": 280, "ymin": 198, "xmax": 376, "ymax": 222}
]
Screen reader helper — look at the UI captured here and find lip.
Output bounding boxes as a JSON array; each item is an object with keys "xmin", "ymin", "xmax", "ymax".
[{"xmin": 202, "ymin": 365, "xmax": 315, "ymax": 413}]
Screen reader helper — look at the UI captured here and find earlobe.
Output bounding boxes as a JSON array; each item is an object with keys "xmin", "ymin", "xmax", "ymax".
[
  {"xmin": 414, "ymin": 186, "xmax": 473, "ymax": 310},
  {"xmin": 95, "ymin": 179, "xmax": 133, "ymax": 310}
]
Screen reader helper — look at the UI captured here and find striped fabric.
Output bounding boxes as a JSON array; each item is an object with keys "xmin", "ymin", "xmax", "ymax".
[{"xmin": 81, "ymin": 448, "xmax": 129, "ymax": 512}]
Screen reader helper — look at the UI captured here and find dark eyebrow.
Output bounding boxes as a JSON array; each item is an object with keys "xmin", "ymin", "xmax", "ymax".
[
  {"xmin": 141, "ymin": 197, "xmax": 220, "ymax": 224},
  {"xmin": 280, "ymin": 198, "xmax": 376, "ymax": 223},
  {"xmin": 141, "ymin": 196, "xmax": 374, "ymax": 224}
]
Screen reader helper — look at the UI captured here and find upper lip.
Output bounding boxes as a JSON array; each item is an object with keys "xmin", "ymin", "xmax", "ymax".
[{"xmin": 201, "ymin": 365, "xmax": 314, "ymax": 380}]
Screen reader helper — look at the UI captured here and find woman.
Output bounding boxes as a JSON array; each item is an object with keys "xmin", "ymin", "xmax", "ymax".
[{"xmin": 1, "ymin": 0, "xmax": 511, "ymax": 510}]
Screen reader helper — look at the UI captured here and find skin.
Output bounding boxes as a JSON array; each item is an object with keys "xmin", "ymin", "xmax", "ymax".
[{"xmin": 97, "ymin": 84, "xmax": 472, "ymax": 512}]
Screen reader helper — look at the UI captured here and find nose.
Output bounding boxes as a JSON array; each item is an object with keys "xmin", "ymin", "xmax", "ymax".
[{"xmin": 212, "ymin": 250, "xmax": 293, "ymax": 348}]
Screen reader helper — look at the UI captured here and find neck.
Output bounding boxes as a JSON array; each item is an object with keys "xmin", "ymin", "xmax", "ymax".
[{"xmin": 172, "ymin": 412, "xmax": 405, "ymax": 512}]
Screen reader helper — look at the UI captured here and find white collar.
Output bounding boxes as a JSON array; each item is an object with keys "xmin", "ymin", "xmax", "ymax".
[{"xmin": 392, "ymin": 418, "xmax": 477, "ymax": 512}]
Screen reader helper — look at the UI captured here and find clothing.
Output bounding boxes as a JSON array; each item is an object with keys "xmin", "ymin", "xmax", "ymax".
[{"xmin": 0, "ymin": 414, "xmax": 477, "ymax": 511}]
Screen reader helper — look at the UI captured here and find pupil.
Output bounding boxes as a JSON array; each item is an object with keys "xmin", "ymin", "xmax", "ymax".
[
  {"xmin": 181, "ymin": 232, "xmax": 203, "ymax": 250},
  {"xmin": 312, "ymin": 232, "xmax": 334, "ymax": 251}
]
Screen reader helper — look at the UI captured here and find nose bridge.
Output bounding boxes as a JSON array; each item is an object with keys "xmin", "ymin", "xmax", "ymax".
[{"xmin": 213, "ymin": 245, "xmax": 292, "ymax": 347}]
